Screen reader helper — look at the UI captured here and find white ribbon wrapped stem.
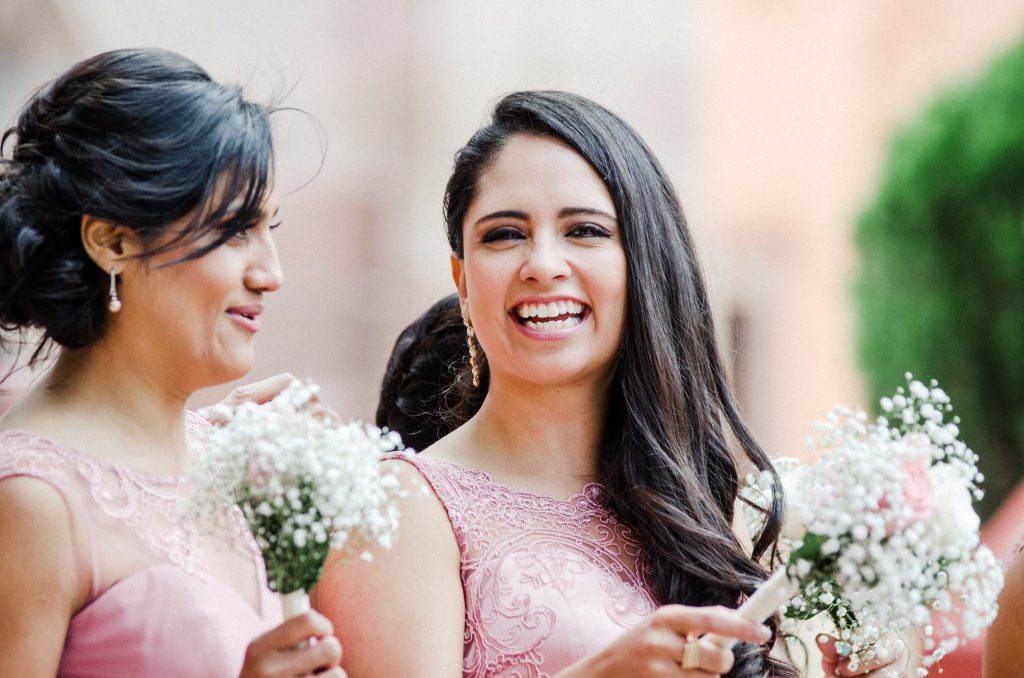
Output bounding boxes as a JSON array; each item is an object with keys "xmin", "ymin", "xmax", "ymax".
[{"xmin": 706, "ymin": 568, "xmax": 799, "ymax": 648}]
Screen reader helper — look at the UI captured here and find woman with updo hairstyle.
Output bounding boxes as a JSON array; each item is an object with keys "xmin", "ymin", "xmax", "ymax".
[{"xmin": 0, "ymin": 49, "xmax": 343, "ymax": 677}]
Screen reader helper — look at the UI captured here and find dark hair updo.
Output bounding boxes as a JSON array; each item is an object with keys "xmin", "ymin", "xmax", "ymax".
[
  {"xmin": 376, "ymin": 293, "xmax": 487, "ymax": 451},
  {"xmin": 0, "ymin": 48, "xmax": 274, "ymax": 357}
]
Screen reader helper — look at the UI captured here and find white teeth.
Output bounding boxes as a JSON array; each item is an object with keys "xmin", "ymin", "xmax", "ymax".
[
  {"xmin": 524, "ymin": 316, "xmax": 582, "ymax": 331},
  {"xmin": 516, "ymin": 300, "xmax": 586, "ymax": 320}
]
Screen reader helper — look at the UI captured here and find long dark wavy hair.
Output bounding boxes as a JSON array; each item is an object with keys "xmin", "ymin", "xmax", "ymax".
[
  {"xmin": 443, "ymin": 91, "xmax": 795, "ymax": 678},
  {"xmin": 0, "ymin": 48, "xmax": 274, "ymax": 363}
]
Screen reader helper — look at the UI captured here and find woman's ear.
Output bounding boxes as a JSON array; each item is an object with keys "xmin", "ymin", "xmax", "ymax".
[
  {"xmin": 80, "ymin": 215, "xmax": 141, "ymax": 272},
  {"xmin": 450, "ymin": 252, "xmax": 470, "ymax": 321}
]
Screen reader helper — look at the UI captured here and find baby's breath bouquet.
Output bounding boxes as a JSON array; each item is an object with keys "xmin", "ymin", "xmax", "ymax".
[
  {"xmin": 731, "ymin": 375, "xmax": 1003, "ymax": 675},
  {"xmin": 186, "ymin": 380, "xmax": 402, "ymax": 617}
]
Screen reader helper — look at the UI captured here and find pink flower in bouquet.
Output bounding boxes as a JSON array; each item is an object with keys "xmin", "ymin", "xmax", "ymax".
[
  {"xmin": 900, "ymin": 434, "xmax": 936, "ymax": 520},
  {"xmin": 877, "ymin": 433, "xmax": 935, "ymax": 531}
]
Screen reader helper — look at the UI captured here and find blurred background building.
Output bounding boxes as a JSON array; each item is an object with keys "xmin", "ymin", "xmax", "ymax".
[{"xmin": 2, "ymin": 3, "xmax": 1023, "ymax": 674}]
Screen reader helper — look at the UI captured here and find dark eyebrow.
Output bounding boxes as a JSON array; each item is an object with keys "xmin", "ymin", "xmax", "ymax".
[
  {"xmin": 473, "ymin": 210, "xmax": 529, "ymax": 227},
  {"xmin": 474, "ymin": 207, "xmax": 616, "ymax": 228},
  {"xmin": 559, "ymin": 207, "xmax": 617, "ymax": 222}
]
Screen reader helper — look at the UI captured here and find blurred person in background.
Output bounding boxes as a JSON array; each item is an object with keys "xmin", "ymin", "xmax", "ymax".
[
  {"xmin": 0, "ymin": 48, "xmax": 343, "ymax": 678},
  {"xmin": 375, "ymin": 293, "xmax": 483, "ymax": 451}
]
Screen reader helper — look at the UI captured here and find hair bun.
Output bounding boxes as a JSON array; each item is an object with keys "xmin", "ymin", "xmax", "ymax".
[{"xmin": 0, "ymin": 174, "xmax": 104, "ymax": 348}]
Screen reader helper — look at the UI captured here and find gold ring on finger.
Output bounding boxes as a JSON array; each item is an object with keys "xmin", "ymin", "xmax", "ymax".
[{"xmin": 681, "ymin": 632, "xmax": 701, "ymax": 671}]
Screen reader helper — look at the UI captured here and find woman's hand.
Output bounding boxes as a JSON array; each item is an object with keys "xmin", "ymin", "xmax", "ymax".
[
  {"xmin": 203, "ymin": 373, "xmax": 340, "ymax": 424},
  {"xmin": 817, "ymin": 634, "xmax": 905, "ymax": 677},
  {"xmin": 558, "ymin": 604, "xmax": 772, "ymax": 677},
  {"xmin": 239, "ymin": 610, "xmax": 344, "ymax": 678}
]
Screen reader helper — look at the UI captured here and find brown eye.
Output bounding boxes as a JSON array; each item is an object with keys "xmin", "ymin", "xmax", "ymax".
[
  {"xmin": 568, "ymin": 223, "xmax": 611, "ymax": 238},
  {"xmin": 481, "ymin": 227, "xmax": 525, "ymax": 244}
]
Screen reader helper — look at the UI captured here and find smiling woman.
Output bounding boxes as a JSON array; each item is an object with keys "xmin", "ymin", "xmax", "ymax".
[
  {"xmin": 0, "ymin": 48, "xmax": 342, "ymax": 678},
  {"xmin": 316, "ymin": 92, "xmax": 804, "ymax": 678},
  {"xmin": 452, "ymin": 134, "xmax": 628, "ymax": 390}
]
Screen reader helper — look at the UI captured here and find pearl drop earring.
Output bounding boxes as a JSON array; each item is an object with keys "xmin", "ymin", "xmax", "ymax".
[{"xmin": 108, "ymin": 268, "xmax": 122, "ymax": 313}]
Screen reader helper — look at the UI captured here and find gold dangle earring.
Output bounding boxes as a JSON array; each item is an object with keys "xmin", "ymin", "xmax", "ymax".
[
  {"xmin": 465, "ymin": 324, "xmax": 481, "ymax": 387},
  {"xmin": 107, "ymin": 268, "xmax": 122, "ymax": 313}
]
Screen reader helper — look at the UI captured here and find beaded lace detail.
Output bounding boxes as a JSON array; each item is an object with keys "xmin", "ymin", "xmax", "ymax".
[
  {"xmin": 0, "ymin": 412, "xmax": 254, "ymax": 580},
  {"xmin": 398, "ymin": 454, "xmax": 658, "ymax": 678}
]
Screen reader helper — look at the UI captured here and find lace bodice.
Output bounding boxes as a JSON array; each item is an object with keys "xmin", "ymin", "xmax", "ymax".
[
  {"xmin": 396, "ymin": 453, "xmax": 658, "ymax": 678},
  {"xmin": 0, "ymin": 414, "xmax": 282, "ymax": 678}
]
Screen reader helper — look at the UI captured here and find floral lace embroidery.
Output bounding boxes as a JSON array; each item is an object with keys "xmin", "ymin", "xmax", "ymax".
[
  {"xmin": 0, "ymin": 412, "xmax": 256, "ymax": 578},
  {"xmin": 399, "ymin": 454, "xmax": 658, "ymax": 678}
]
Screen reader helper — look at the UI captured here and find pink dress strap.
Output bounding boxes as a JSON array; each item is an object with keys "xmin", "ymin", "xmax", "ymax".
[
  {"xmin": 0, "ymin": 418, "xmax": 282, "ymax": 678},
  {"xmin": 392, "ymin": 453, "xmax": 658, "ymax": 678}
]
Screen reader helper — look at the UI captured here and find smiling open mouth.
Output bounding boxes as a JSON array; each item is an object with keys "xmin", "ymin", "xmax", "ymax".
[{"xmin": 513, "ymin": 300, "xmax": 587, "ymax": 330}]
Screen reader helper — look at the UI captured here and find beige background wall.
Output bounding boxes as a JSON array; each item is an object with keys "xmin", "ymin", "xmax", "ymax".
[{"xmin": 2, "ymin": 1, "xmax": 1023, "ymax": 467}]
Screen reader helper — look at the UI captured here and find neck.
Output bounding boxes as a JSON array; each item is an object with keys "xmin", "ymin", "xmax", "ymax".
[
  {"xmin": 5, "ymin": 337, "xmax": 194, "ymax": 474},
  {"xmin": 453, "ymin": 370, "xmax": 613, "ymax": 497}
]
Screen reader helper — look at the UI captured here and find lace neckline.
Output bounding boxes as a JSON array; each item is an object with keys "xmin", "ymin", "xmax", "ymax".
[
  {"xmin": 0, "ymin": 429, "xmax": 193, "ymax": 484},
  {"xmin": 415, "ymin": 453, "xmax": 605, "ymax": 506}
]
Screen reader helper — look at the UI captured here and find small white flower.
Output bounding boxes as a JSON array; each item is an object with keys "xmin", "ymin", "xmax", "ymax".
[{"xmin": 910, "ymin": 381, "xmax": 930, "ymax": 400}]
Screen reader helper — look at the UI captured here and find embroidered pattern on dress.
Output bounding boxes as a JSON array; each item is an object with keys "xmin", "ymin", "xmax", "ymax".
[
  {"xmin": 402, "ymin": 455, "xmax": 658, "ymax": 678},
  {"xmin": 0, "ymin": 412, "xmax": 256, "ymax": 578}
]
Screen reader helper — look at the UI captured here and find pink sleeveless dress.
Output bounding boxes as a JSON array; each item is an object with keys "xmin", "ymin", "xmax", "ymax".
[
  {"xmin": 0, "ymin": 414, "xmax": 283, "ymax": 678},
  {"xmin": 397, "ymin": 453, "xmax": 659, "ymax": 678}
]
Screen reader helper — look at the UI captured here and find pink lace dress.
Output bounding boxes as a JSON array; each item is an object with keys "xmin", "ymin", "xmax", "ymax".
[
  {"xmin": 397, "ymin": 453, "xmax": 659, "ymax": 678},
  {"xmin": 0, "ymin": 414, "xmax": 282, "ymax": 678}
]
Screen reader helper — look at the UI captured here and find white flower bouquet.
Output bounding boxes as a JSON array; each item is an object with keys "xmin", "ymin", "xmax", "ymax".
[
  {"xmin": 185, "ymin": 380, "xmax": 403, "ymax": 617},
  {"xmin": 731, "ymin": 374, "xmax": 1003, "ymax": 675}
]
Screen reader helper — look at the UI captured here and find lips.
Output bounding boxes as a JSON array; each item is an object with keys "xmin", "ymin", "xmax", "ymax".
[
  {"xmin": 226, "ymin": 304, "xmax": 263, "ymax": 333},
  {"xmin": 510, "ymin": 297, "xmax": 589, "ymax": 333}
]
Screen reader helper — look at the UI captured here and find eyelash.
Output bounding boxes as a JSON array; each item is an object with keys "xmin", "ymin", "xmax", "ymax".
[
  {"xmin": 480, "ymin": 222, "xmax": 612, "ymax": 244},
  {"xmin": 568, "ymin": 223, "xmax": 611, "ymax": 238},
  {"xmin": 480, "ymin": 227, "xmax": 524, "ymax": 244},
  {"xmin": 230, "ymin": 221, "xmax": 282, "ymax": 242}
]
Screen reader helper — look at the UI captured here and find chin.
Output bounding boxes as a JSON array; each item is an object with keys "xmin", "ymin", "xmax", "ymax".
[
  {"xmin": 208, "ymin": 354, "xmax": 255, "ymax": 388},
  {"xmin": 515, "ymin": 355, "xmax": 616, "ymax": 387},
  {"xmin": 515, "ymin": 364, "xmax": 590, "ymax": 386}
]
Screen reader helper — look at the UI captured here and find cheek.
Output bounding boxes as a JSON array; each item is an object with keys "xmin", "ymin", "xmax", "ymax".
[
  {"xmin": 597, "ymin": 251, "xmax": 629, "ymax": 305},
  {"xmin": 465, "ymin": 259, "xmax": 508, "ymax": 319},
  {"xmin": 158, "ymin": 265, "xmax": 234, "ymax": 326}
]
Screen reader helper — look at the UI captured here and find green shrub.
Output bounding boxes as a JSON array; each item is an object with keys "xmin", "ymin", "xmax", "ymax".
[{"xmin": 856, "ymin": 38, "xmax": 1024, "ymax": 519}]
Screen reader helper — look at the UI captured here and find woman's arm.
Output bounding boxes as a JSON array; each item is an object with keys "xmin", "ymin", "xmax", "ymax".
[
  {"xmin": 984, "ymin": 550, "xmax": 1024, "ymax": 677},
  {"xmin": 314, "ymin": 460, "xmax": 465, "ymax": 678},
  {"xmin": 0, "ymin": 477, "xmax": 89, "ymax": 678}
]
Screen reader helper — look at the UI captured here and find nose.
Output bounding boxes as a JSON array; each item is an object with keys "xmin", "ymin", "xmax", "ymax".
[
  {"xmin": 245, "ymin": 233, "xmax": 284, "ymax": 293},
  {"xmin": 520, "ymin": 230, "xmax": 570, "ymax": 284}
]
